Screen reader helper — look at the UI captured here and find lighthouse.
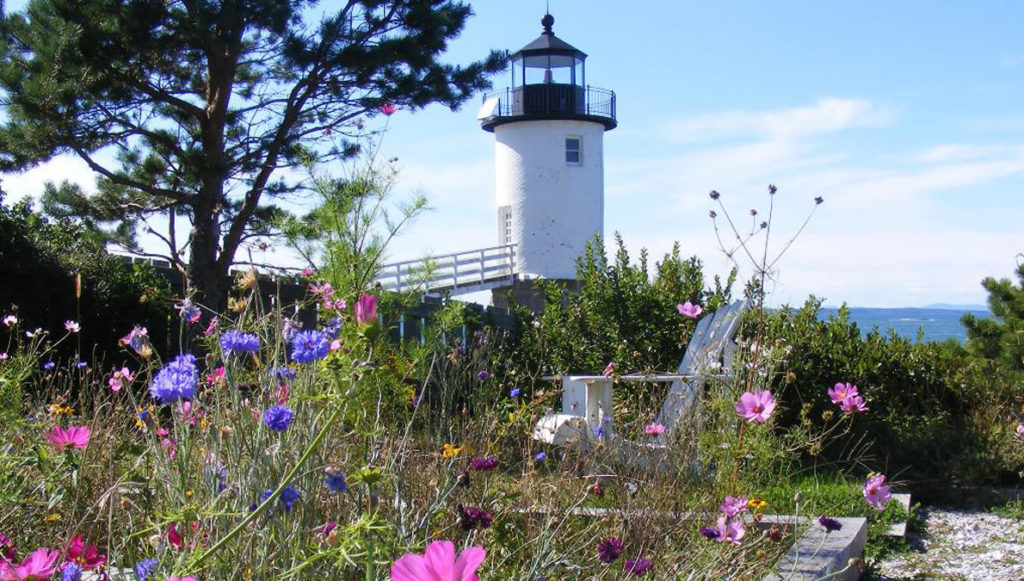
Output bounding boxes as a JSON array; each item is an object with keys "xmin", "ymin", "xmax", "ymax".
[{"xmin": 479, "ymin": 13, "xmax": 616, "ymax": 306}]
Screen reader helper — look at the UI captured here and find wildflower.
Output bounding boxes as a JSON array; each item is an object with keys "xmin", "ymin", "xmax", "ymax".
[
  {"xmin": 46, "ymin": 426, "xmax": 90, "ymax": 450},
  {"xmin": 262, "ymin": 405, "xmax": 295, "ymax": 432},
  {"xmin": 65, "ymin": 536, "xmax": 106, "ymax": 570},
  {"xmin": 291, "ymin": 330, "xmax": 329, "ymax": 364},
  {"xmin": 509, "ymin": 387, "xmax": 521, "ymax": 398},
  {"xmin": 354, "ymin": 294, "xmax": 378, "ymax": 326},
  {"xmin": 827, "ymin": 382, "xmax": 858, "ymax": 404},
  {"xmin": 709, "ymin": 190, "xmax": 720, "ymax": 200},
  {"xmin": 769, "ymin": 184, "xmax": 778, "ymax": 195},
  {"xmin": 42, "ymin": 362, "xmax": 55, "ymax": 371},
  {"xmin": 442, "ymin": 444, "xmax": 463, "ymax": 459},
  {"xmin": 269, "ymin": 367, "xmax": 297, "ymax": 381},
  {"xmin": 301, "ymin": 268, "xmax": 314, "ymax": 277},
  {"xmin": 390, "ymin": 540, "xmax": 485, "ymax": 581},
  {"xmin": 719, "ymin": 496, "xmax": 748, "ymax": 518},
  {"xmin": 176, "ymin": 299, "xmax": 202, "ymax": 324},
  {"xmin": 734, "ymin": 390, "xmax": 776, "ymax": 423},
  {"xmin": 220, "ymin": 330, "xmax": 260, "ymax": 355},
  {"xmin": 469, "ymin": 455, "xmax": 498, "ymax": 471},
  {"xmin": 108, "ymin": 367, "xmax": 134, "ymax": 392},
  {"xmin": 378, "ymin": 103, "xmax": 397, "ymax": 116},
  {"xmin": 1017, "ymin": 423, "xmax": 1024, "ymax": 436},
  {"xmin": 279, "ymin": 485, "xmax": 301, "ymax": 513},
  {"xmin": 324, "ymin": 470, "xmax": 348, "ymax": 493},
  {"xmin": 134, "ymin": 558, "xmax": 158, "ymax": 580},
  {"xmin": 476, "ymin": 370, "xmax": 489, "ymax": 381},
  {"xmin": 623, "ymin": 558, "xmax": 653, "ymax": 576},
  {"xmin": 839, "ymin": 395, "xmax": 868, "ymax": 414},
  {"xmin": 597, "ymin": 537, "xmax": 623, "ymax": 563},
  {"xmin": 150, "ymin": 354, "xmax": 198, "ymax": 404},
  {"xmin": 47, "ymin": 403, "xmax": 72, "ymax": 416},
  {"xmin": 165, "ymin": 577, "xmax": 198, "ymax": 581},
  {"xmin": 699, "ymin": 526, "xmax": 720, "ymax": 540},
  {"xmin": 818, "ymin": 516, "xmax": 842, "ymax": 533},
  {"xmin": 602, "ymin": 361, "xmax": 616, "ymax": 377},
  {"xmin": 61, "ymin": 562, "xmax": 83, "ymax": 581},
  {"xmin": 2, "ymin": 548, "xmax": 59, "ymax": 580},
  {"xmin": 535, "ymin": 451, "xmax": 547, "ymax": 462},
  {"xmin": 323, "ymin": 317, "xmax": 343, "ymax": 339},
  {"xmin": 590, "ymin": 480, "xmax": 604, "ymax": 498},
  {"xmin": 74, "ymin": 361, "xmax": 87, "ymax": 370},
  {"xmin": 64, "ymin": 321, "xmax": 80, "ymax": 333},
  {"xmin": 0, "ymin": 352, "xmax": 6, "ymax": 361},
  {"xmin": 281, "ymin": 318, "xmax": 302, "ymax": 341},
  {"xmin": 120, "ymin": 326, "xmax": 151, "ymax": 357},
  {"xmin": 457, "ymin": 505, "xmax": 493, "ymax": 530},
  {"xmin": 644, "ymin": 422, "xmax": 666, "ymax": 436},
  {"xmin": 716, "ymin": 516, "xmax": 745, "ymax": 545},
  {"xmin": 593, "ymin": 425, "xmax": 605, "ymax": 438},
  {"xmin": 676, "ymin": 301, "xmax": 703, "ymax": 319},
  {"xmin": 0, "ymin": 533, "xmax": 16, "ymax": 561},
  {"xmin": 2, "ymin": 314, "xmax": 16, "ymax": 327},
  {"xmin": 747, "ymin": 497, "xmax": 768, "ymax": 512},
  {"xmin": 204, "ymin": 317, "xmax": 218, "ymax": 337},
  {"xmin": 863, "ymin": 474, "xmax": 892, "ymax": 511},
  {"xmin": 815, "ymin": 196, "xmax": 824, "ymax": 205}
]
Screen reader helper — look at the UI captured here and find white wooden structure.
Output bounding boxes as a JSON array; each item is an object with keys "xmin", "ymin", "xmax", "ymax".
[
  {"xmin": 374, "ymin": 244, "xmax": 517, "ymax": 296},
  {"xmin": 532, "ymin": 300, "xmax": 748, "ymax": 448}
]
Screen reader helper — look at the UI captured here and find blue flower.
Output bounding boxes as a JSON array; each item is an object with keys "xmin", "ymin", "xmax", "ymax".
[
  {"xmin": 61, "ymin": 563, "xmax": 82, "ymax": 581},
  {"xmin": 324, "ymin": 470, "xmax": 348, "ymax": 493},
  {"xmin": 510, "ymin": 387, "xmax": 521, "ymax": 398},
  {"xmin": 323, "ymin": 317, "xmax": 343, "ymax": 339},
  {"xmin": 268, "ymin": 367, "xmax": 297, "ymax": 381},
  {"xmin": 280, "ymin": 485, "xmax": 301, "ymax": 513},
  {"xmin": 134, "ymin": 558, "xmax": 158, "ymax": 580},
  {"xmin": 42, "ymin": 361, "xmax": 55, "ymax": 371},
  {"xmin": 74, "ymin": 361, "xmax": 87, "ymax": 369},
  {"xmin": 535, "ymin": 451, "xmax": 547, "ymax": 462},
  {"xmin": 149, "ymin": 354, "xmax": 198, "ymax": 404},
  {"xmin": 220, "ymin": 330, "xmax": 260, "ymax": 354},
  {"xmin": 291, "ymin": 330, "xmax": 329, "ymax": 364},
  {"xmin": 476, "ymin": 370, "xmax": 489, "ymax": 381},
  {"xmin": 263, "ymin": 405, "xmax": 295, "ymax": 432}
]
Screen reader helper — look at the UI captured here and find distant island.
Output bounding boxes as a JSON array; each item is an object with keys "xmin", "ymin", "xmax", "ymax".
[{"xmin": 922, "ymin": 303, "xmax": 989, "ymax": 311}]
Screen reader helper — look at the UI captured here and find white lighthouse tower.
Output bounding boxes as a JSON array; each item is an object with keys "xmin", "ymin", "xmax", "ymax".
[{"xmin": 479, "ymin": 13, "xmax": 616, "ymax": 304}]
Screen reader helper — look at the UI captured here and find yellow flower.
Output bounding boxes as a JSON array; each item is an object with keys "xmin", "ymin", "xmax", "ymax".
[
  {"xmin": 186, "ymin": 489, "xmax": 194, "ymax": 499},
  {"xmin": 747, "ymin": 497, "xmax": 768, "ymax": 511},
  {"xmin": 442, "ymin": 443, "xmax": 463, "ymax": 459},
  {"xmin": 47, "ymin": 403, "xmax": 72, "ymax": 416},
  {"xmin": 44, "ymin": 513, "xmax": 60, "ymax": 522}
]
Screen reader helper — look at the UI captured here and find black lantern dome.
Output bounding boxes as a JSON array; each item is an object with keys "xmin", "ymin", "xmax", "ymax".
[{"xmin": 478, "ymin": 14, "xmax": 616, "ymax": 131}]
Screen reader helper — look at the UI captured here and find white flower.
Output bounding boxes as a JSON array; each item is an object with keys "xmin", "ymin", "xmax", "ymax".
[
  {"xmin": 2, "ymin": 314, "xmax": 16, "ymax": 327},
  {"xmin": 25, "ymin": 328, "xmax": 42, "ymax": 338},
  {"xmin": 64, "ymin": 320, "xmax": 81, "ymax": 333}
]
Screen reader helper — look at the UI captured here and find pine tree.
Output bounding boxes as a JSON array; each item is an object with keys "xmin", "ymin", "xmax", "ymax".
[
  {"xmin": 962, "ymin": 260, "xmax": 1024, "ymax": 370},
  {"xmin": 0, "ymin": 0, "xmax": 504, "ymax": 308}
]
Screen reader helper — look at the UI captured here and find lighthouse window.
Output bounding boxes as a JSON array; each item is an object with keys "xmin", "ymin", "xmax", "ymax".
[{"xmin": 565, "ymin": 137, "xmax": 582, "ymax": 166}]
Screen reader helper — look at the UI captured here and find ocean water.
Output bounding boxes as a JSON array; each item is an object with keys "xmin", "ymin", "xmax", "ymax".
[{"xmin": 817, "ymin": 307, "xmax": 991, "ymax": 343}]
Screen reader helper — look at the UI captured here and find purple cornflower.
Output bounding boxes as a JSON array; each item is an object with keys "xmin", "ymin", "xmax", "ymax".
[
  {"xmin": 61, "ymin": 563, "xmax": 83, "ymax": 581},
  {"xmin": 291, "ymin": 330, "xmax": 329, "ymax": 364},
  {"xmin": 457, "ymin": 505, "xmax": 493, "ymax": 530},
  {"xmin": 597, "ymin": 537, "xmax": 623, "ymax": 563},
  {"xmin": 699, "ymin": 526, "xmax": 720, "ymax": 540},
  {"xmin": 280, "ymin": 485, "xmax": 301, "ymax": 513},
  {"xmin": 220, "ymin": 330, "xmax": 260, "ymax": 354},
  {"xmin": 469, "ymin": 455, "xmax": 498, "ymax": 471},
  {"xmin": 323, "ymin": 317, "xmax": 343, "ymax": 340},
  {"xmin": 134, "ymin": 558, "xmax": 158, "ymax": 580},
  {"xmin": 476, "ymin": 370, "xmax": 489, "ymax": 381},
  {"xmin": 818, "ymin": 516, "xmax": 842, "ymax": 533},
  {"xmin": 268, "ymin": 367, "xmax": 297, "ymax": 381},
  {"xmin": 624, "ymin": 558, "xmax": 653, "ymax": 576},
  {"xmin": 510, "ymin": 387, "xmax": 521, "ymax": 398},
  {"xmin": 535, "ymin": 451, "xmax": 547, "ymax": 462},
  {"xmin": 263, "ymin": 405, "xmax": 295, "ymax": 432},
  {"xmin": 324, "ymin": 470, "xmax": 348, "ymax": 493},
  {"xmin": 149, "ymin": 354, "xmax": 198, "ymax": 404}
]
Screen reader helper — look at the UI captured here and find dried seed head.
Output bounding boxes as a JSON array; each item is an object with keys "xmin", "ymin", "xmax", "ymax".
[
  {"xmin": 709, "ymin": 190, "xmax": 720, "ymax": 200},
  {"xmin": 768, "ymin": 184, "xmax": 777, "ymax": 195}
]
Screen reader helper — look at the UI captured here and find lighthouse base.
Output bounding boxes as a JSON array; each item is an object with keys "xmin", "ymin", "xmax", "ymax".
[{"xmin": 491, "ymin": 277, "xmax": 580, "ymax": 314}]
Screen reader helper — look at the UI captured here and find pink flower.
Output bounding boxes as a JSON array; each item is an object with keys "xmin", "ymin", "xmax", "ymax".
[
  {"xmin": 65, "ymin": 536, "xmax": 106, "ymax": 570},
  {"xmin": 45, "ymin": 426, "xmax": 90, "ymax": 450},
  {"xmin": 715, "ymin": 516, "xmax": 745, "ymax": 546},
  {"xmin": 165, "ymin": 577, "xmax": 198, "ymax": 581},
  {"xmin": 204, "ymin": 317, "xmax": 219, "ymax": 337},
  {"xmin": 64, "ymin": 321, "xmax": 80, "ymax": 333},
  {"xmin": 643, "ymin": 422, "xmax": 666, "ymax": 437},
  {"xmin": 205, "ymin": 366, "xmax": 226, "ymax": 386},
  {"xmin": 301, "ymin": 268, "xmax": 314, "ymax": 277},
  {"xmin": 355, "ymin": 294, "xmax": 378, "ymax": 326},
  {"xmin": 0, "ymin": 548, "xmax": 59, "ymax": 580},
  {"xmin": 108, "ymin": 367, "xmax": 134, "ymax": 392},
  {"xmin": 1017, "ymin": 423, "xmax": 1024, "ymax": 436},
  {"xmin": 378, "ymin": 103, "xmax": 397, "ymax": 116},
  {"xmin": 391, "ymin": 540, "xmax": 485, "ymax": 581},
  {"xmin": 863, "ymin": 474, "xmax": 892, "ymax": 511},
  {"xmin": 718, "ymin": 496, "xmax": 748, "ymax": 518},
  {"xmin": 734, "ymin": 390, "xmax": 776, "ymax": 423},
  {"xmin": 827, "ymin": 382, "xmax": 859, "ymax": 404},
  {"xmin": 839, "ymin": 395, "xmax": 868, "ymax": 414},
  {"xmin": 329, "ymin": 339, "xmax": 342, "ymax": 352},
  {"xmin": 676, "ymin": 301, "xmax": 703, "ymax": 319},
  {"xmin": 602, "ymin": 362, "xmax": 616, "ymax": 377}
]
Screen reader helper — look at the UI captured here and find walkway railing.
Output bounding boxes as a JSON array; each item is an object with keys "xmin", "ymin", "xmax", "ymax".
[{"xmin": 374, "ymin": 244, "xmax": 518, "ymax": 296}]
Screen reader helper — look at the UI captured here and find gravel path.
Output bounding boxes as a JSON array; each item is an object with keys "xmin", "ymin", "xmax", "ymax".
[{"xmin": 874, "ymin": 507, "xmax": 1024, "ymax": 581}]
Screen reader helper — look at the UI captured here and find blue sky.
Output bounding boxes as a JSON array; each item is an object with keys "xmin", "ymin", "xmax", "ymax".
[{"xmin": 5, "ymin": 1, "xmax": 1024, "ymax": 307}]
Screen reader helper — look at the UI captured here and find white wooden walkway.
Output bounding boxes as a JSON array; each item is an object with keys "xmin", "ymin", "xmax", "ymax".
[{"xmin": 374, "ymin": 244, "xmax": 518, "ymax": 296}]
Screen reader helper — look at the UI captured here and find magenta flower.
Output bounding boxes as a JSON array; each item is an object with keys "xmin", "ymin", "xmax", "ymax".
[
  {"xmin": 676, "ymin": 301, "xmax": 703, "ymax": 319},
  {"xmin": 378, "ymin": 103, "xmax": 397, "ymax": 116},
  {"xmin": 355, "ymin": 294, "xmax": 378, "ymax": 325},
  {"xmin": 1, "ymin": 547, "xmax": 60, "ymax": 579},
  {"xmin": 734, "ymin": 390, "xmax": 776, "ymax": 423},
  {"xmin": 390, "ymin": 540, "xmax": 485, "ymax": 581},
  {"xmin": 108, "ymin": 367, "xmax": 134, "ymax": 392},
  {"xmin": 623, "ymin": 558, "xmax": 653, "ymax": 576},
  {"xmin": 839, "ymin": 395, "xmax": 868, "ymax": 414},
  {"xmin": 863, "ymin": 474, "xmax": 892, "ymax": 510},
  {"xmin": 46, "ymin": 426, "xmax": 90, "ymax": 450},
  {"xmin": 165, "ymin": 577, "xmax": 198, "ymax": 581},
  {"xmin": 715, "ymin": 516, "xmax": 745, "ymax": 545},
  {"xmin": 643, "ymin": 422, "xmax": 666, "ymax": 436},
  {"xmin": 718, "ymin": 496, "xmax": 748, "ymax": 518},
  {"xmin": 827, "ymin": 382, "xmax": 859, "ymax": 404},
  {"xmin": 65, "ymin": 536, "xmax": 106, "ymax": 570},
  {"xmin": 597, "ymin": 537, "xmax": 623, "ymax": 563}
]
